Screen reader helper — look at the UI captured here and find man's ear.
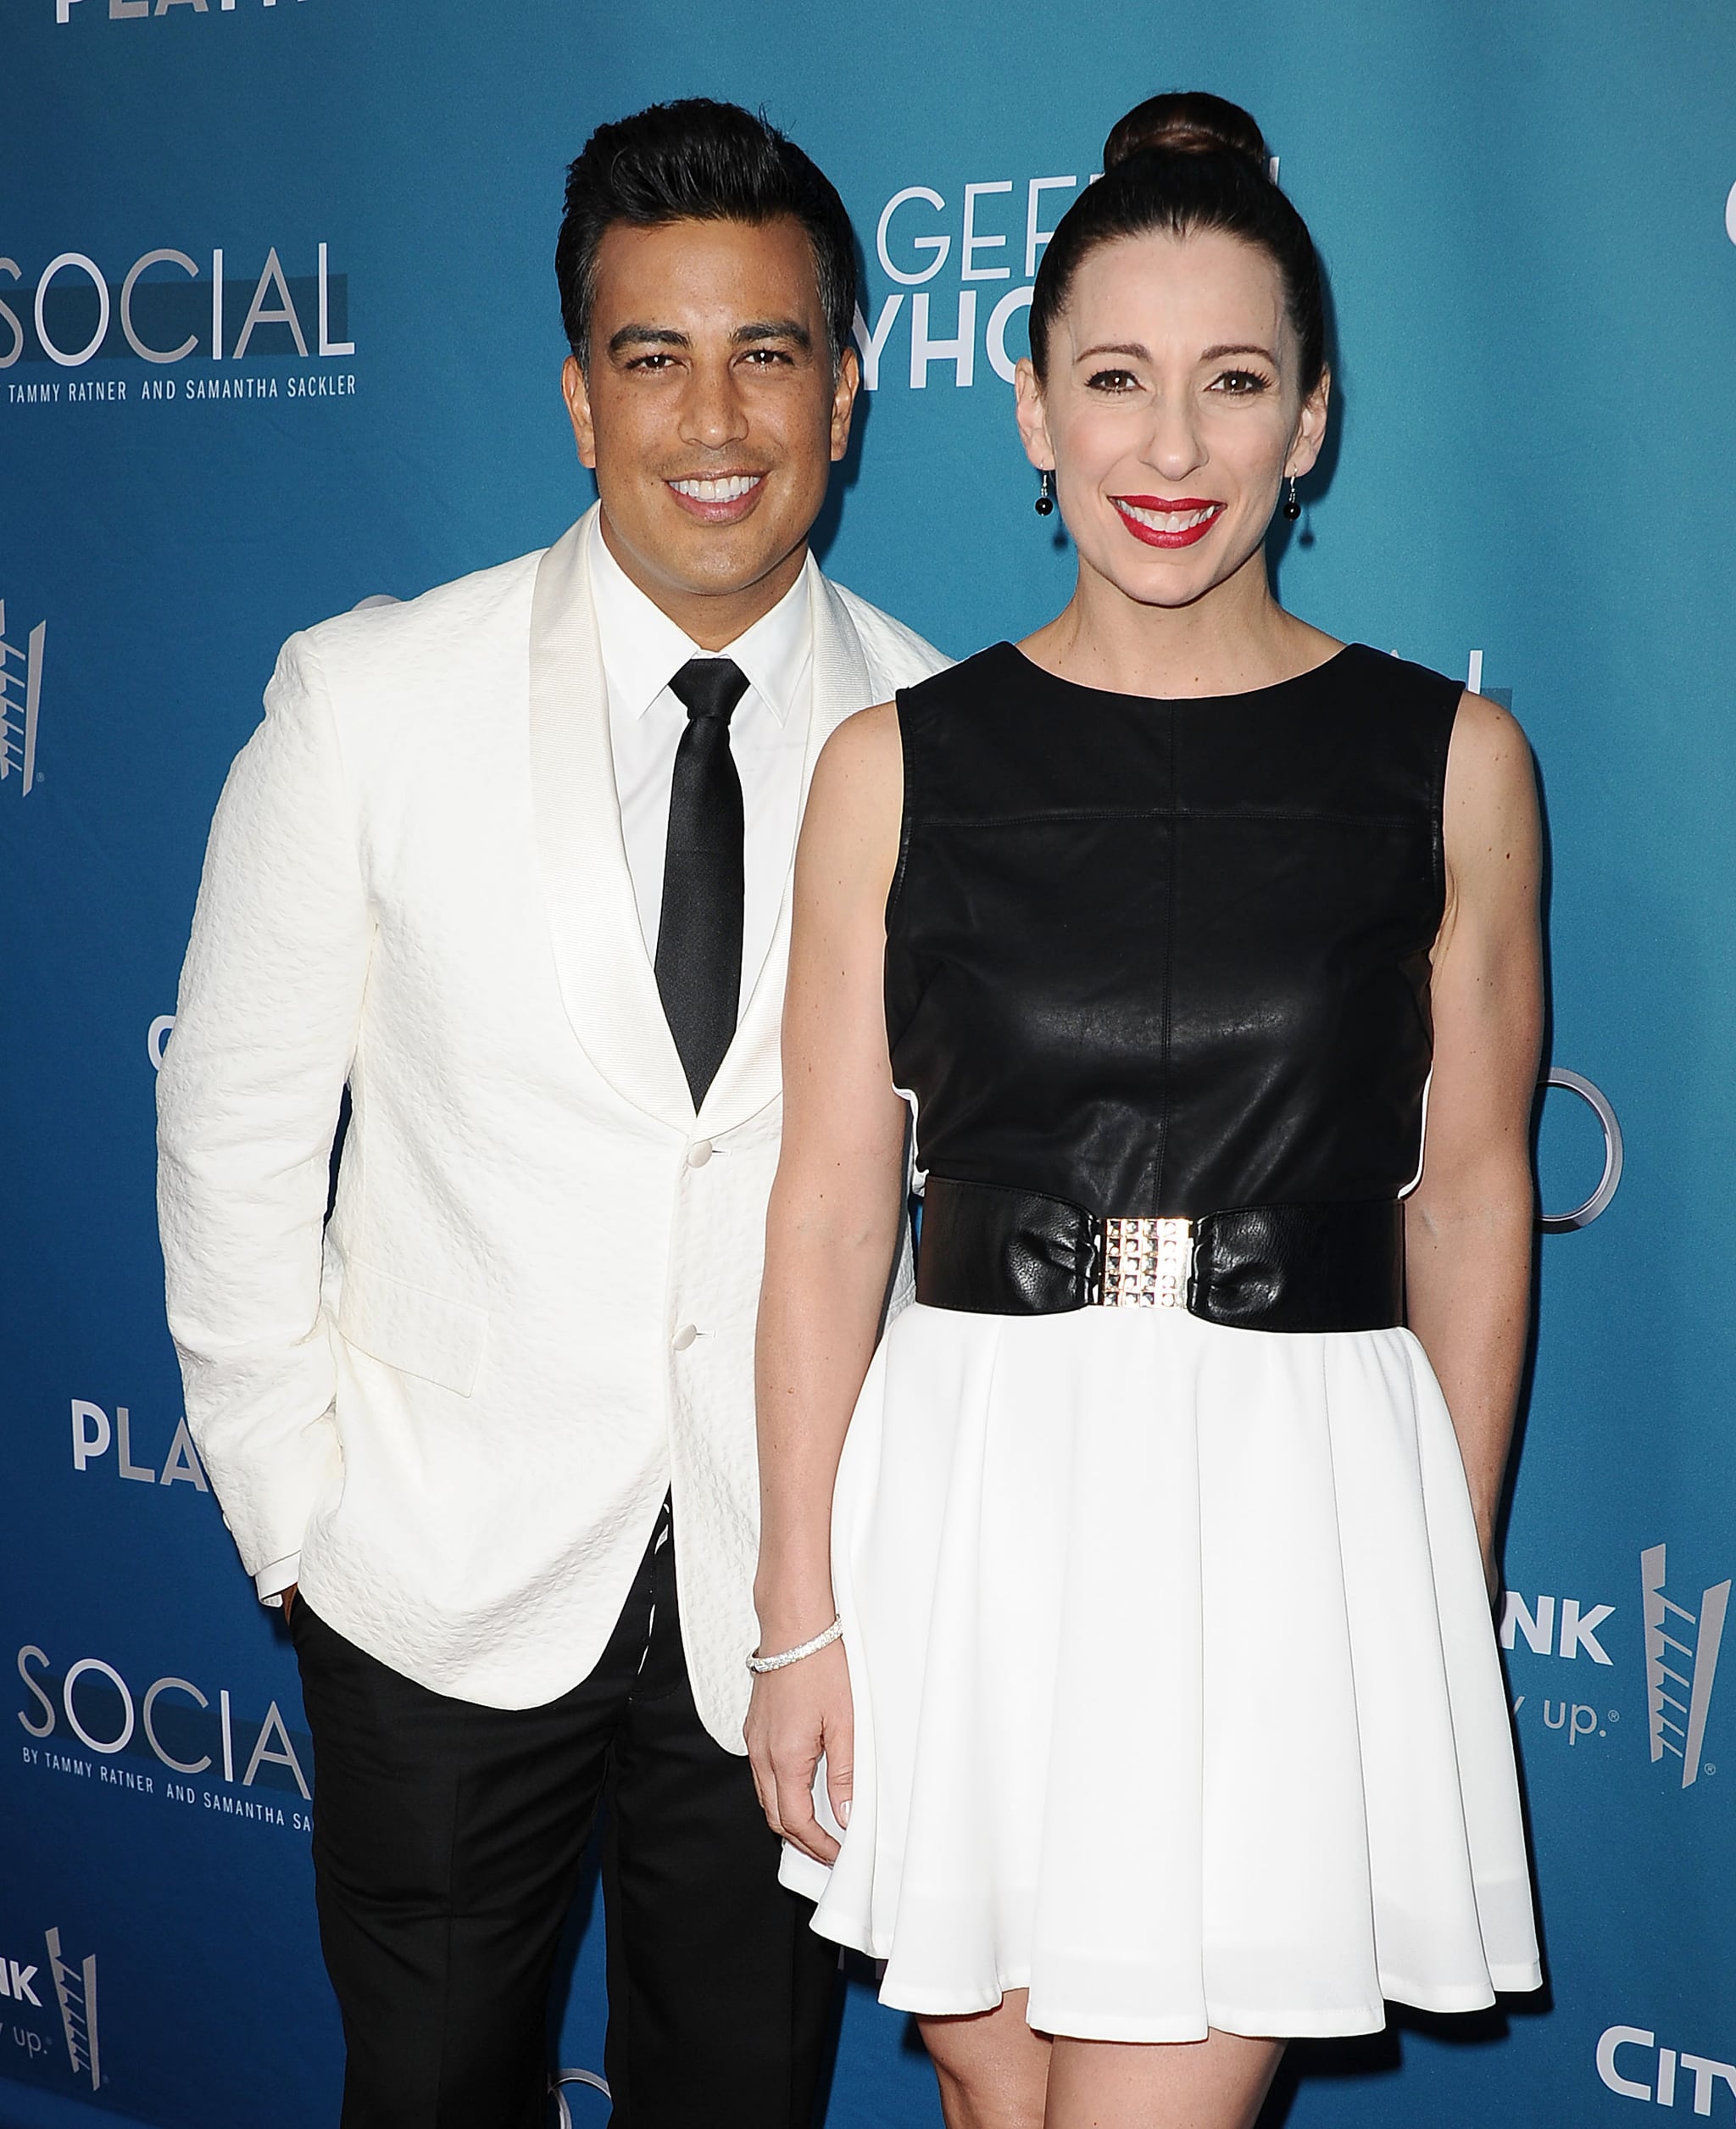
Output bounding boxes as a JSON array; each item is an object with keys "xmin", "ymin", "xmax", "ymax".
[
  {"xmin": 563, "ymin": 354, "xmax": 598, "ymax": 471},
  {"xmin": 829, "ymin": 345, "xmax": 861, "ymax": 465},
  {"xmin": 1013, "ymin": 357, "xmax": 1054, "ymax": 474}
]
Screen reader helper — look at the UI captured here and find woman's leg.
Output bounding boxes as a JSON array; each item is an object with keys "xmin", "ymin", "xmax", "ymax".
[
  {"xmin": 918, "ymin": 1992, "xmax": 1052, "ymax": 2129},
  {"xmin": 919, "ymin": 1996, "xmax": 1283, "ymax": 2129},
  {"xmin": 1044, "ymin": 2029, "xmax": 1285, "ymax": 2129}
]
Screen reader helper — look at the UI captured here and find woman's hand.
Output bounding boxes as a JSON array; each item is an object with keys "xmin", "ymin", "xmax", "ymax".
[{"xmin": 745, "ymin": 1640, "xmax": 854, "ymax": 1866}]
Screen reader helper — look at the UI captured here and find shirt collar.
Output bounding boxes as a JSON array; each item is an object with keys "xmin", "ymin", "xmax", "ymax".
[{"xmin": 588, "ymin": 510, "xmax": 810, "ymax": 728}]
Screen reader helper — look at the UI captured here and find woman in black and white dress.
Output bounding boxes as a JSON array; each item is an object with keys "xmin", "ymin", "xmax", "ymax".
[{"xmin": 748, "ymin": 92, "xmax": 1543, "ymax": 2129}]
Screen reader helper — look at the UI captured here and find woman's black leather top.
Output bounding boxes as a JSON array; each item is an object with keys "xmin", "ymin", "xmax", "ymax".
[{"xmin": 885, "ymin": 640, "xmax": 1461, "ymax": 1221}]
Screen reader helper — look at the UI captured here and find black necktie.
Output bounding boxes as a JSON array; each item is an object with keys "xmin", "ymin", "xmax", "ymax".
[{"xmin": 655, "ymin": 657, "xmax": 750, "ymax": 1106}]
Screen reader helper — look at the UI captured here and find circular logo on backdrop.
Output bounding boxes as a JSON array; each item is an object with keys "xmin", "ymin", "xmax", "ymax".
[
  {"xmin": 1538, "ymin": 1067, "xmax": 1622, "ymax": 1232},
  {"xmin": 551, "ymin": 2069, "xmax": 609, "ymax": 2126}
]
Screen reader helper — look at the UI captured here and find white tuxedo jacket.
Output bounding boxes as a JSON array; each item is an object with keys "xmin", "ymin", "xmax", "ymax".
[{"xmin": 157, "ymin": 508, "xmax": 948, "ymax": 1746}]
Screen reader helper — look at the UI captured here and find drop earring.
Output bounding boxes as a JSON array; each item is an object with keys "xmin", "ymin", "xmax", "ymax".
[
  {"xmin": 1034, "ymin": 468, "xmax": 1054, "ymax": 517},
  {"xmin": 1282, "ymin": 473, "xmax": 1301, "ymax": 521}
]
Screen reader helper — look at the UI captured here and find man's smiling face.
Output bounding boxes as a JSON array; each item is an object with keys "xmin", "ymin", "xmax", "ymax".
[{"xmin": 563, "ymin": 215, "xmax": 859, "ymax": 649}]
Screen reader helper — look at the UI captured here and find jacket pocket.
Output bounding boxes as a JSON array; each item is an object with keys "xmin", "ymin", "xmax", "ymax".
[{"xmin": 337, "ymin": 1259, "xmax": 488, "ymax": 1396}]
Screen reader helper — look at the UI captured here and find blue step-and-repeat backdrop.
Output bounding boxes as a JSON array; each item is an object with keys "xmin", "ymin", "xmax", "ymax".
[{"xmin": 4, "ymin": 3, "xmax": 1734, "ymax": 2125}]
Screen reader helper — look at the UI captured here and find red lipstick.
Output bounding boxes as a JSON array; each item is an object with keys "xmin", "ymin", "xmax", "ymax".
[{"xmin": 1111, "ymin": 495, "xmax": 1226, "ymax": 549}]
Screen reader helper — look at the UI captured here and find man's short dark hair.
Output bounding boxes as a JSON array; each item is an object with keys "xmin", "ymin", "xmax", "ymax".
[{"xmin": 556, "ymin": 98, "xmax": 857, "ymax": 371}]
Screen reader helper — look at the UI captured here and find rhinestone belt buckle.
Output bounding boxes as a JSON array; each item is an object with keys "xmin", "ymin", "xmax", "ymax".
[{"xmin": 1098, "ymin": 1215, "xmax": 1194, "ymax": 1308}]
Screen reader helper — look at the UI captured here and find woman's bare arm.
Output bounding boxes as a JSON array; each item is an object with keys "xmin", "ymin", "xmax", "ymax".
[
  {"xmin": 1405, "ymin": 691, "xmax": 1544, "ymax": 1593},
  {"xmin": 747, "ymin": 701, "xmax": 909, "ymax": 1862}
]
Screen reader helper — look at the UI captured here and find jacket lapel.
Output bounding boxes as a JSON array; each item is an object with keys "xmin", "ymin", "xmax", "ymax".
[
  {"xmin": 698, "ymin": 558, "xmax": 872, "ymax": 1132},
  {"xmin": 527, "ymin": 510, "xmax": 695, "ymax": 1129}
]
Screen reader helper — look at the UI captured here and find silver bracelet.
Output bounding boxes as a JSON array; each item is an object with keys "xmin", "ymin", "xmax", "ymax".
[{"xmin": 747, "ymin": 1614, "xmax": 843, "ymax": 1674}]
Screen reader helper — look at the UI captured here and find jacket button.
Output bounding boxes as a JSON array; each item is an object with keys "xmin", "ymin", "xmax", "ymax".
[
  {"xmin": 687, "ymin": 1140, "xmax": 713, "ymax": 1168},
  {"xmin": 671, "ymin": 1323, "xmax": 698, "ymax": 1352}
]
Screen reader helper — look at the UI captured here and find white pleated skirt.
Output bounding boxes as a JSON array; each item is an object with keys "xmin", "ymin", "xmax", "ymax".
[{"xmin": 780, "ymin": 1301, "xmax": 1542, "ymax": 2043}]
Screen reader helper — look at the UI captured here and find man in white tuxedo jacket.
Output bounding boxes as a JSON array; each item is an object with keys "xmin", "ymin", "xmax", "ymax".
[{"xmin": 157, "ymin": 99, "xmax": 946, "ymax": 2129}]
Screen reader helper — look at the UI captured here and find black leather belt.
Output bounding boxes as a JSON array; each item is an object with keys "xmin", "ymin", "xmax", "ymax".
[{"xmin": 915, "ymin": 1175, "xmax": 1405, "ymax": 1333}]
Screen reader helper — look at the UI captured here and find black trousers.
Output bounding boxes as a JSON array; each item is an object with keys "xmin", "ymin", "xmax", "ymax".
[{"xmin": 290, "ymin": 1506, "xmax": 837, "ymax": 2129}]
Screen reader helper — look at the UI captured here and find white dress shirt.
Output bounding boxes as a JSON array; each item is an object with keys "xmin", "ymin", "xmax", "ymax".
[
  {"xmin": 590, "ymin": 512, "xmax": 812, "ymax": 1008},
  {"xmin": 254, "ymin": 516, "xmax": 816, "ymax": 1607}
]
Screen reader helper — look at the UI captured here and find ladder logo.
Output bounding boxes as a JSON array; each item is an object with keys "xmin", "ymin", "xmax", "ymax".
[
  {"xmin": 1643, "ymin": 1543, "xmax": 1730, "ymax": 1790},
  {"xmin": 43, "ymin": 1927, "xmax": 99, "ymax": 2093},
  {"xmin": 0, "ymin": 599, "xmax": 45, "ymax": 795}
]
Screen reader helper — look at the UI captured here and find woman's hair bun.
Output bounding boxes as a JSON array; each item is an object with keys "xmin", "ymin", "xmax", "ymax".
[{"xmin": 1103, "ymin": 91, "xmax": 1269, "ymax": 176}]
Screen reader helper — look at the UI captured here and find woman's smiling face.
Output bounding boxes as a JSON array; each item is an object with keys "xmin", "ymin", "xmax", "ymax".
[{"xmin": 1017, "ymin": 225, "xmax": 1329, "ymax": 612}]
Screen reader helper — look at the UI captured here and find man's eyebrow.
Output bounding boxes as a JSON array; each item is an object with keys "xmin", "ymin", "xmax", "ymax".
[
  {"xmin": 604, "ymin": 320, "xmax": 815, "ymax": 357},
  {"xmin": 606, "ymin": 325, "xmax": 689, "ymax": 357},
  {"xmin": 733, "ymin": 318, "xmax": 812, "ymax": 350}
]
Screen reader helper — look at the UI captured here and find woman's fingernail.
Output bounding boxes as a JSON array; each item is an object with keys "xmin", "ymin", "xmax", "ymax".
[{"xmin": 837, "ymin": 1798, "xmax": 851, "ymax": 1825}]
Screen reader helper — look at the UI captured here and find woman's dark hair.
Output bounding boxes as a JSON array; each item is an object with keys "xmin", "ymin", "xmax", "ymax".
[
  {"xmin": 556, "ymin": 98, "xmax": 857, "ymax": 371},
  {"xmin": 1029, "ymin": 92, "xmax": 1325, "ymax": 391}
]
